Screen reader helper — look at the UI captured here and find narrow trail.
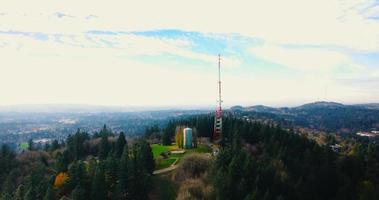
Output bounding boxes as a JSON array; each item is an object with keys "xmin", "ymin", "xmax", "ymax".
[{"xmin": 153, "ymin": 164, "xmax": 178, "ymax": 175}]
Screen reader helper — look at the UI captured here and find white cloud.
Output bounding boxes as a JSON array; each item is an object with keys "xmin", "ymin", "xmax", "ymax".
[
  {"xmin": 0, "ymin": 31, "xmax": 241, "ymax": 68},
  {"xmin": 1, "ymin": 0, "xmax": 379, "ymax": 51},
  {"xmin": 0, "ymin": 31, "xmax": 242, "ymax": 106},
  {"xmin": 250, "ymin": 45, "xmax": 350, "ymax": 71},
  {"xmin": 0, "ymin": 0, "xmax": 378, "ymax": 106}
]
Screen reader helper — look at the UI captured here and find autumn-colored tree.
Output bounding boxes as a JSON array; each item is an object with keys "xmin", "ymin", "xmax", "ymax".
[
  {"xmin": 54, "ymin": 172, "xmax": 69, "ymax": 189},
  {"xmin": 175, "ymin": 126, "xmax": 184, "ymax": 149}
]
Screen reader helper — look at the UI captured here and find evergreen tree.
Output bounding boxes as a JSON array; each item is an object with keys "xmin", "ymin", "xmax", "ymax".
[
  {"xmin": 116, "ymin": 132, "xmax": 127, "ymax": 157},
  {"xmin": 72, "ymin": 185, "xmax": 86, "ymax": 200},
  {"xmin": 68, "ymin": 161, "xmax": 88, "ymax": 190},
  {"xmin": 43, "ymin": 185, "xmax": 54, "ymax": 200},
  {"xmin": 28, "ymin": 139, "xmax": 33, "ymax": 151},
  {"xmin": 0, "ymin": 193, "xmax": 12, "ymax": 200},
  {"xmin": 139, "ymin": 141, "xmax": 155, "ymax": 174},
  {"xmin": 23, "ymin": 169, "xmax": 45, "ymax": 200},
  {"xmin": 24, "ymin": 187, "xmax": 36, "ymax": 200},
  {"xmin": 99, "ymin": 134, "xmax": 110, "ymax": 160},
  {"xmin": 2, "ymin": 171, "xmax": 17, "ymax": 195},
  {"xmin": 91, "ymin": 164, "xmax": 107, "ymax": 200},
  {"xmin": 51, "ymin": 140, "xmax": 60, "ymax": 151},
  {"xmin": 105, "ymin": 154, "xmax": 119, "ymax": 197},
  {"xmin": 116, "ymin": 145, "xmax": 129, "ymax": 200},
  {"xmin": 128, "ymin": 141, "xmax": 153, "ymax": 200},
  {"xmin": 55, "ymin": 152, "xmax": 68, "ymax": 172}
]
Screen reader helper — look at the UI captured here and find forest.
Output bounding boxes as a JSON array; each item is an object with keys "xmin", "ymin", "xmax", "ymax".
[
  {"xmin": 1, "ymin": 115, "xmax": 379, "ymax": 199},
  {"xmin": 0, "ymin": 125, "xmax": 154, "ymax": 200},
  {"xmin": 161, "ymin": 115, "xmax": 379, "ymax": 200}
]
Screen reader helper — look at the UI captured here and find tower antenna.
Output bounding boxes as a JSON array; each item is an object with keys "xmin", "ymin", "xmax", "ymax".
[{"xmin": 214, "ymin": 54, "xmax": 222, "ymax": 140}]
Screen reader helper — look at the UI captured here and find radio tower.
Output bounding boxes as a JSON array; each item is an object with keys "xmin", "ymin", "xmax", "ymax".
[{"xmin": 214, "ymin": 54, "xmax": 222, "ymax": 140}]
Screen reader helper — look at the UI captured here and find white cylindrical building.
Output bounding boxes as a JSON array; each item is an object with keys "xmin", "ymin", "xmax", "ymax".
[{"xmin": 183, "ymin": 128, "xmax": 193, "ymax": 149}]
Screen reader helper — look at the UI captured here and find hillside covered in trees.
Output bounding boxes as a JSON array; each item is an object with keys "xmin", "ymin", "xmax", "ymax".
[
  {"xmin": 1, "ymin": 114, "xmax": 379, "ymax": 200},
  {"xmin": 0, "ymin": 125, "xmax": 154, "ymax": 200},
  {"xmin": 161, "ymin": 115, "xmax": 379, "ymax": 200},
  {"xmin": 231, "ymin": 101, "xmax": 379, "ymax": 135}
]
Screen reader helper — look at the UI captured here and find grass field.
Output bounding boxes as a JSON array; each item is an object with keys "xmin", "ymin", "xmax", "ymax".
[
  {"xmin": 152, "ymin": 143, "xmax": 212, "ymax": 170},
  {"xmin": 20, "ymin": 142, "xmax": 29, "ymax": 150},
  {"xmin": 156, "ymin": 158, "xmax": 177, "ymax": 170},
  {"xmin": 151, "ymin": 144, "xmax": 177, "ymax": 158}
]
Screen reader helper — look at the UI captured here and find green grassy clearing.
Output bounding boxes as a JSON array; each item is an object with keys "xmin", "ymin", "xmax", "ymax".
[
  {"xmin": 156, "ymin": 158, "xmax": 177, "ymax": 170},
  {"xmin": 20, "ymin": 142, "xmax": 29, "ymax": 150},
  {"xmin": 152, "ymin": 143, "xmax": 212, "ymax": 170},
  {"xmin": 151, "ymin": 144, "xmax": 177, "ymax": 158}
]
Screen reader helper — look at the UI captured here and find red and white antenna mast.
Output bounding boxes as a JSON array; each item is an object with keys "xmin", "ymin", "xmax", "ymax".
[{"xmin": 214, "ymin": 54, "xmax": 222, "ymax": 140}]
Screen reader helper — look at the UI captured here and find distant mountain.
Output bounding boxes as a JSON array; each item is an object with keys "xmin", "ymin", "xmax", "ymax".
[
  {"xmin": 231, "ymin": 105, "xmax": 281, "ymax": 113},
  {"xmin": 232, "ymin": 101, "xmax": 350, "ymax": 113},
  {"xmin": 356, "ymin": 103, "xmax": 379, "ymax": 110},
  {"xmin": 294, "ymin": 101, "xmax": 345, "ymax": 110},
  {"xmin": 230, "ymin": 101, "xmax": 379, "ymax": 134}
]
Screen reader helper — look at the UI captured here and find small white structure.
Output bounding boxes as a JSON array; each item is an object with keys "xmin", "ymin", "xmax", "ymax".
[
  {"xmin": 330, "ymin": 144, "xmax": 342, "ymax": 153},
  {"xmin": 183, "ymin": 128, "xmax": 193, "ymax": 149},
  {"xmin": 357, "ymin": 132, "xmax": 379, "ymax": 137}
]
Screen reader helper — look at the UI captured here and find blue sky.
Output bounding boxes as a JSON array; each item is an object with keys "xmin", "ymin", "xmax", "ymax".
[{"xmin": 0, "ymin": 0, "xmax": 378, "ymax": 107}]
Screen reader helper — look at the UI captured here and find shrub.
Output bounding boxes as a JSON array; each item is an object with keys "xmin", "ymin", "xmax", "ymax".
[{"xmin": 172, "ymin": 153, "xmax": 210, "ymax": 183}]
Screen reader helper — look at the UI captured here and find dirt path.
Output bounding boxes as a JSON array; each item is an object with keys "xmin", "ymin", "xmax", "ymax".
[{"xmin": 153, "ymin": 164, "xmax": 178, "ymax": 175}]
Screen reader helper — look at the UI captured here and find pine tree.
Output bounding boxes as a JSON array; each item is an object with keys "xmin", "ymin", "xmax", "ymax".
[
  {"xmin": 0, "ymin": 193, "xmax": 12, "ymax": 200},
  {"xmin": 55, "ymin": 152, "xmax": 68, "ymax": 172},
  {"xmin": 68, "ymin": 161, "xmax": 88, "ymax": 190},
  {"xmin": 28, "ymin": 139, "xmax": 33, "ymax": 151},
  {"xmin": 128, "ymin": 141, "xmax": 154, "ymax": 200},
  {"xmin": 24, "ymin": 187, "xmax": 36, "ymax": 200},
  {"xmin": 99, "ymin": 134, "xmax": 110, "ymax": 160},
  {"xmin": 105, "ymin": 154, "xmax": 119, "ymax": 197},
  {"xmin": 117, "ymin": 145, "xmax": 129, "ymax": 200},
  {"xmin": 91, "ymin": 164, "xmax": 107, "ymax": 200},
  {"xmin": 51, "ymin": 140, "xmax": 60, "ymax": 151},
  {"xmin": 43, "ymin": 185, "xmax": 54, "ymax": 200},
  {"xmin": 161, "ymin": 125, "xmax": 173, "ymax": 145},
  {"xmin": 72, "ymin": 185, "xmax": 86, "ymax": 200},
  {"xmin": 23, "ymin": 169, "xmax": 44, "ymax": 200},
  {"xmin": 116, "ymin": 132, "xmax": 127, "ymax": 157},
  {"xmin": 138, "ymin": 140, "xmax": 155, "ymax": 174},
  {"xmin": 2, "ymin": 171, "xmax": 16, "ymax": 195}
]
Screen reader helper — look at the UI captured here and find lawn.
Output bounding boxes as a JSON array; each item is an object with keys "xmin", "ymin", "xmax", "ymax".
[
  {"xmin": 152, "ymin": 143, "xmax": 212, "ymax": 170},
  {"xmin": 151, "ymin": 144, "xmax": 177, "ymax": 158},
  {"xmin": 20, "ymin": 142, "xmax": 29, "ymax": 150}
]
